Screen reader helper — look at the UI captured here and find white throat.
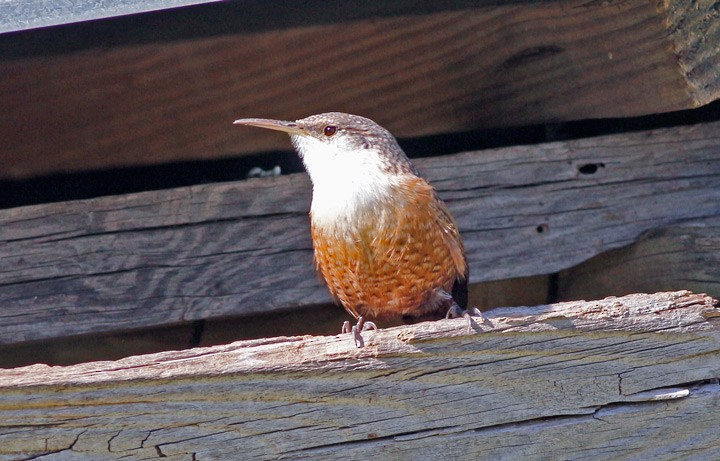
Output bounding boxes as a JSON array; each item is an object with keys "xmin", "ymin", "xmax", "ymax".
[{"xmin": 291, "ymin": 134, "xmax": 400, "ymax": 231}]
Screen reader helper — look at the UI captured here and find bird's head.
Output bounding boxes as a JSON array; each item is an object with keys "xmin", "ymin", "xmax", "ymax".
[
  {"xmin": 234, "ymin": 112, "xmax": 416, "ymax": 186},
  {"xmin": 234, "ymin": 112, "xmax": 420, "ymax": 227}
]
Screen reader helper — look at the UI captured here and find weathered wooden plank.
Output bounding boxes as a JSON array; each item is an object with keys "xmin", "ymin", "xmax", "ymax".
[
  {"xmin": 0, "ymin": 0, "xmax": 220, "ymax": 33},
  {"xmin": 0, "ymin": 175, "xmax": 320, "ymax": 346},
  {"xmin": 1, "ymin": 0, "xmax": 719, "ymax": 178},
  {"xmin": 2, "ymin": 121, "xmax": 720, "ymax": 344},
  {"xmin": 665, "ymin": 0, "xmax": 720, "ymax": 105},
  {"xmin": 284, "ymin": 384, "xmax": 720, "ymax": 461},
  {"xmin": 0, "ymin": 0, "xmax": 222, "ymax": 34},
  {"xmin": 559, "ymin": 219, "xmax": 720, "ymax": 302},
  {"xmin": 0, "ymin": 291, "xmax": 717, "ymax": 459}
]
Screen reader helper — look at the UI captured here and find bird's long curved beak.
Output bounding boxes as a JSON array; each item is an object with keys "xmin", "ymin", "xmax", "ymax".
[{"xmin": 233, "ymin": 118, "xmax": 307, "ymax": 136}]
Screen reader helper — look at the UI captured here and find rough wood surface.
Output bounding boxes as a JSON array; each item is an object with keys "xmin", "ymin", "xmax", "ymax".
[
  {"xmin": 2, "ymin": 121, "xmax": 720, "ymax": 345},
  {"xmin": 559, "ymin": 219, "xmax": 720, "ymax": 301},
  {"xmin": 0, "ymin": 291, "xmax": 718, "ymax": 459},
  {"xmin": 664, "ymin": 0, "xmax": 720, "ymax": 104},
  {"xmin": 1, "ymin": 0, "xmax": 719, "ymax": 178}
]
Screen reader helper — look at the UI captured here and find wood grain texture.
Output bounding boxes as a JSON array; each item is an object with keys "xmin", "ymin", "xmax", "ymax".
[
  {"xmin": 663, "ymin": 0, "xmax": 720, "ymax": 104},
  {"xmin": 1, "ymin": 0, "xmax": 716, "ymax": 178},
  {"xmin": 0, "ymin": 291, "xmax": 718, "ymax": 459},
  {"xmin": 559, "ymin": 219, "xmax": 720, "ymax": 301},
  {"xmin": 2, "ymin": 121, "xmax": 720, "ymax": 345}
]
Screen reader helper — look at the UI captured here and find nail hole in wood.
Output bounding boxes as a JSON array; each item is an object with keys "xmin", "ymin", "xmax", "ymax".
[{"xmin": 578, "ymin": 163, "xmax": 605, "ymax": 174}]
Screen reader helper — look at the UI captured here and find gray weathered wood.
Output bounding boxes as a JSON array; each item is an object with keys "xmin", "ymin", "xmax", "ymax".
[
  {"xmin": 1, "ymin": 121, "xmax": 720, "ymax": 344},
  {"xmin": 665, "ymin": 0, "xmax": 720, "ymax": 104},
  {"xmin": 559, "ymin": 219, "xmax": 720, "ymax": 301},
  {"xmin": 2, "ymin": 0, "xmax": 719, "ymax": 178},
  {"xmin": 0, "ymin": 0, "xmax": 221, "ymax": 33},
  {"xmin": 0, "ymin": 291, "xmax": 717, "ymax": 460}
]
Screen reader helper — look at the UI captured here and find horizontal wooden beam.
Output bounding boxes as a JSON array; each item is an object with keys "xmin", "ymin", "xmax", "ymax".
[
  {"xmin": 0, "ymin": 291, "xmax": 717, "ymax": 459},
  {"xmin": 0, "ymin": 1, "xmax": 517, "ymax": 42},
  {"xmin": 1, "ymin": 121, "xmax": 720, "ymax": 345},
  {"xmin": 559, "ymin": 219, "xmax": 720, "ymax": 301},
  {"xmin": 1, "ymin": 0, "xmax": 719, "ymax": 178}
]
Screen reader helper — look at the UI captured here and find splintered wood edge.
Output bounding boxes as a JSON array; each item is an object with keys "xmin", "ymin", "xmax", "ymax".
[{"xmin": 0, "ymin": 291, "xmax": 716, "ymax": 388}]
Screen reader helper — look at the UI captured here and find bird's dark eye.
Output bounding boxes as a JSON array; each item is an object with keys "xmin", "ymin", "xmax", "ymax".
[{"xmin": 323, "ymin": 125, "xmax": 338, "ymax": 137}]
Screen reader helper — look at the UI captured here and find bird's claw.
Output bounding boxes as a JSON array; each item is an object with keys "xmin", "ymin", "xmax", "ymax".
[
  {"xmin": 446, "ymin": 305, "xmax": 485, "ymax": 334},
  {"xmin": 342, "ymin": 316, "xmax": 377, "ymax": 348}
]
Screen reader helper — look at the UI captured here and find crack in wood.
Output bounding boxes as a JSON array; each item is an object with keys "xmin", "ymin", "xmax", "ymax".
[{"xmin": 0, "ymin": 298, "xmax": 716, "ymax": 458}]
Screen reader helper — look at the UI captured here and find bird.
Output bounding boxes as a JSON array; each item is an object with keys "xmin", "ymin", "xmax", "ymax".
[{"xmin": 234, "ymin": 112, "xmax": 472, "ymax": 346}]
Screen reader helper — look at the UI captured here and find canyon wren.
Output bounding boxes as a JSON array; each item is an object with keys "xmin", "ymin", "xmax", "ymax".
[{"xmin": 234, "ymin": 112, "xmax": 472, "ymax": 346}]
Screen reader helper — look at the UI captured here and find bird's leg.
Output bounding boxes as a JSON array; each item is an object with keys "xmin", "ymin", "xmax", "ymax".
[
  {"xmin": 446, "ymin": 303, "xmax": 484, "ymax": 334},
  {"xmin": 342, "ymin": 316, "xmax": 377, "ymax": 348}
]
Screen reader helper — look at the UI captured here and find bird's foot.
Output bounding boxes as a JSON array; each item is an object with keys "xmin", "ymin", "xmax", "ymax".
[
  {"xmin": 446, "ymin": 304, "xmax": 485, "ymax": 334},
  {"xmin": 342, "ymin": 316, "xmax": 377, "ymax": 348}
]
